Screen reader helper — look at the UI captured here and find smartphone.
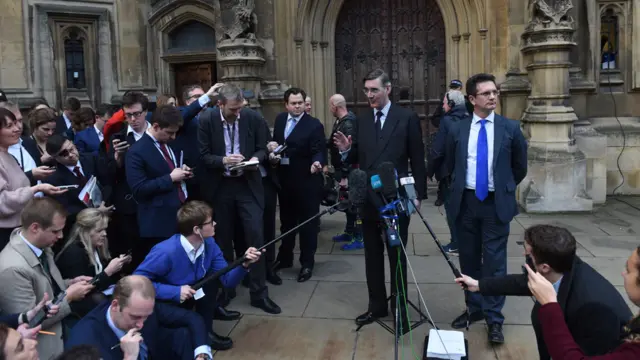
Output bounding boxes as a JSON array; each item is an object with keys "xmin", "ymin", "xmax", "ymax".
[
  {"xmin": 28, "ymin": 291, "xmax": 67, "ymax": 328},
  {"xmin": 112, "ymin": 133, "xmax": 125, "ymax": 142},
  {"xmin": 89, "ymin": 275, "xmax": 101, "ymax": 286},
  {"xmin": 57, "ymin": 185, "xmax": 79, "ymax": 190}
]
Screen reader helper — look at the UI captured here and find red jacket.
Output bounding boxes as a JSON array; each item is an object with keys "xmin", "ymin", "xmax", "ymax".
[{"xmin": 539, "ymin": 303, "xmax": 640, "ymax": 359}]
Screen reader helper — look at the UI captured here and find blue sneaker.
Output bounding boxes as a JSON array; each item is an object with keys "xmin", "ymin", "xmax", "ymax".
[
  {"xmin": 341, "ymin": 234, "xmax": 364, "ymax": 251},
  {"xmin": 332, "ymin": 233, "xmax": 352, "ymax": 242},
  {"xmin": 442, "ymin": 242, "xmax": 458, "ymax": 256}
]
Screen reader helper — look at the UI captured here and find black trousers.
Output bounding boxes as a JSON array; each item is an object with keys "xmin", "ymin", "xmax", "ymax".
[
  {"xmin": 362, "ymin": 206, "xmax": 410, "ymax": 314},
  {"xmin": 179, "ymin": 279, "xmax": 220, "ymax": 335},
  {"xmin": 213, "ymin": 177, "xmax": 267, "ymax": 301},
  {"xmin": 108, "ymin": 211, "xmax": 141, "ymax": 273},
  {"xmin": 276, "ymin": 180, "xmax": 320, "ymax": 270}
]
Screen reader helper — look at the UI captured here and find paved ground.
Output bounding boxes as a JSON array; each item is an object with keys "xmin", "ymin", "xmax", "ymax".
[{"xmin": 214, "ymin": 194, "xmax": 640, "ymax": 360}]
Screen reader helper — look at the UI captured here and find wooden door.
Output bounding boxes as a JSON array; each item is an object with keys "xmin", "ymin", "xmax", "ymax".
[
  {"xmin": 334, "ymin": 0, "xmax": 446, "ymax": 155},
  {"xmin": 173, "ymin": 62, "xmax": 217, "ymax": 104}
]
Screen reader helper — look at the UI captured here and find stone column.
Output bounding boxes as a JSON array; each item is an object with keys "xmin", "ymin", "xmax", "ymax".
[
  {"xmin": 518, "ymin": 0, "xmax": 592, "ymax": 212},
  {"xmin": 216, "ymin": 0, "xmax": 266, "ymax": 108}
]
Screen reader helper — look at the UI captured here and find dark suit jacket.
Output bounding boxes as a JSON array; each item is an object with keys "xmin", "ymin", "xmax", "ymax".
[
  {"xmin": 344, "ymin": 104, "xmax": 426, "ymax": 215},
  {"xmin": 55, "ymin": 241, "xmax": 115, "ymax": 316},
  {"xmin": 75, "ymin": 127, "xmax": 101, "ymax": 155},
  {"xmin": 198, "ymin": 107, "xmax": 267, "ymax": 206},
  {"xmin": 427, "ymin": 105, "xmax": 468, "ymax": 182},
  {"xmin": 54, "ymin": 115, "xmax": 70, "ymax": 135},
  {"xmin": 107, "ymin": 129, "xmax": 138, "ymax": 214},
  {"xmin": 272, "ymin": 112, "xmax": 326, "ymax": 194},
  {"xmin": 261, "ymin": 118, "xmax": 280, "ymax": 190},
  {"xmin": 0, "ymin": 313, "xmax": 19, "ymax": 329},
  {"xmin": 329, "ymin": 111, "xmax": 357, "ymax": 180},
  {"xmin": 64, "ymin": 300, "xmax": 208, "ymax": 360},
  {"xmin": 171, "ymin": 100, "xmax": 206, "ymax": 168},
  {"xmin": 21, "ymin": 136, "xmax": 47, "ymax": 167},
  {"xmin": 43, "ymin": 153, "xmax": 113, "ymax": 216},
  {"xmin": 445, "ymin": 113, "xmax": 528, "ymax": 224},
  {"xmin": 125, "ymin": 134, "xmax": 182, "ymax": 238},
  {"xmin": 479, "ymin": 257, "xmax": 632, "ymax": 360}
]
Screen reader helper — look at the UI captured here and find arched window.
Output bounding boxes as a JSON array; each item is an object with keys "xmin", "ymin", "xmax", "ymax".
[
  {"xmin": 600, "ymin": 8, "xmax": 619, "ymax": 70},
  {"xmin": 64, "ymin": 30, "xmax": 86, "ymax": 89},
  {"xmin": 167, "ymin": 21, "xmax": 216, "ymax": 53}
]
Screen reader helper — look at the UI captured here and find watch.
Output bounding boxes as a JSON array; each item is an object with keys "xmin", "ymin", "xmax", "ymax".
[{"xmin": 20, "ymin": 312, "xmax": 28, "ymax": 325}]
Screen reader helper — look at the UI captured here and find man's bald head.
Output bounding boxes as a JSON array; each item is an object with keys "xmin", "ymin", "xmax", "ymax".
[
  {"xmin": 113, "ymin": 275, "xmax": 156, "ymax": 308},
  {"xmin": 330, "ymin": 94, "xmax": 346, "ymax": 108}
]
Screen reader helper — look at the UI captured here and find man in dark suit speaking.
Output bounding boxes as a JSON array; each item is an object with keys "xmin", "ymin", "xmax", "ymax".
[
  {"xmin": 445, "ymin": 73, "xmax": 528, "ymax": 343},
  {"xmin": 333, "ymin": 68, "xmax": 426, "ymax": 333}
]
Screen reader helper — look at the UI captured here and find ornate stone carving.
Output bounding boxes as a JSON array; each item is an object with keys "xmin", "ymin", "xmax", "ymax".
[
  {"xmin": 527, "ymin": 0, "xmax": 574, "ymax": 30},
  {"xmin": 223, "ymin": 0, "xmax": 258, "ymax": 41}
]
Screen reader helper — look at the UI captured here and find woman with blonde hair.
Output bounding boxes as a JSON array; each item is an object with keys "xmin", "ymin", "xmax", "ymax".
[
  {"xmin": 55, "ymin": 208, "xmax": 131, "ymax": 317},
  {"xmin": 527, "ymin": 246, "xmax": 640, "ymax": 359}
]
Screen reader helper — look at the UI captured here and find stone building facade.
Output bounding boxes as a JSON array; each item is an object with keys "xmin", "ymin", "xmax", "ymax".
[{"xmin": 0, "ymin": 0, "xmax": 638, "ymax": 211}]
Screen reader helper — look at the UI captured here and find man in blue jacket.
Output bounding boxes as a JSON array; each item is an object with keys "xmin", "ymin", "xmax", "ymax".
[
  {"xmin": 65, "ymin": 275, "xmax": 212, "ymax": 360},
  {"xmin": 134, "ymin": 200, "xmax": 262, "ymax": 351}
]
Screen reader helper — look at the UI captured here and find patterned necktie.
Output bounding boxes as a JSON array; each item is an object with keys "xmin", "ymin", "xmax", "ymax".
[
  {"xmin": 375, "ymin": 111, "xmax": 383, "ymax": 142},
  {"xmin": 73, "ymin": 166, "xmax": 87, "ymax": 187},
  {"xmin": 159, "ymin": 144, "xmax": 186, "ymax": 203},
  {"xmin": 476, "ymin": 119, "xmax": 489, "ymax": 201}
]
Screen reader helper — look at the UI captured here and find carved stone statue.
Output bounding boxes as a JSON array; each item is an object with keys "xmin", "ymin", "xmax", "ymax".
[
  {"xmin": 223, "ymin": 0, "xmax": 258, "ymax": 41},
  {"xmin": 527, "ymin": 0, "xmax": 574, "ymax": 29}
]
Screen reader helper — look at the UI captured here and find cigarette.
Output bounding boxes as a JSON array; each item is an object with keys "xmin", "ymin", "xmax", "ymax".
[{"xmin": 38, "ymin": 331, "xmax": 56, "ymax": 335}]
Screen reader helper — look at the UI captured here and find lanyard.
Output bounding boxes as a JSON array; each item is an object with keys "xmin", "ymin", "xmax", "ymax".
[{"xmin": 225, "ymin": 121, "xmax": 236, "ymax": 153}]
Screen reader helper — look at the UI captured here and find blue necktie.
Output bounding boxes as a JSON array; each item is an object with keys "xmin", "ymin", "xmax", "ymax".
[
  {"xmin": 476, "ymin": 119, "xmax": 489, "ymax": 201},
  {"xmin": 285, "ymin": 118, "xmax": 297, "ymax": 139},
  {"xmin": 138, "ymin": 339, "xmax": 148, "ymax": 360}
]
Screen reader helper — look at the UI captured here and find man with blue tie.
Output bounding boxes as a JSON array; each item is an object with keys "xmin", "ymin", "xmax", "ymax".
[
  {"xmin": 445, "ymin": 73, "xmax": 528, "ymax": 343},
  {"xmin": 271, "ymin": 88, "xmax": 326, "ymax": 283}
]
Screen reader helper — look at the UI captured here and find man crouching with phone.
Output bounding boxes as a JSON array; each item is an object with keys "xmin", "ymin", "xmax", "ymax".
[
  {"xmin": 0, "ymin": 198, "xmax": 94, "ymax": 359},
  {"xmin": 453, "ymin": 224, "xmax": 632, "ymax": 359}
]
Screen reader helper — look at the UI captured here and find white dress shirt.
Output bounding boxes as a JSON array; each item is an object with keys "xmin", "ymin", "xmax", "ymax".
[
  {"xmin": 94, "ymin": 125, "xmax": 104, "ymax": 143},
  {"xmin": 127, "ymin": 122, "xmax": 151, "ymax": 142},
  {"xmin": 180, "ymin": 235, "xmax": 205, "ymax": 264},
  {"xmin": 373, "ymin": 101, "xmax": 391, "ymax": 129},
  {"xmin": 19, "ymin": 231, "xmax": 43, "ymax": 257},
  {"xmin": 466, "ymin": 112, "xmax": 495, "ymax": 191},
  {"xmin": 8, "ymin": 140, "xmax": 37, "ymax": 172},
  {"xmin": 63, "ymin": 113, "xmax": 72, "ymax": 129}
]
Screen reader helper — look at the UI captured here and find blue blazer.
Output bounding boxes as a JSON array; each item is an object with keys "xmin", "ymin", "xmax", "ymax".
[
  {"xmin": 64, "ymin": 300, "xmax": 208, "ymax": 360},
  {"xmin": 134, "ymin": 234, "xmax": 248, "ymax": 303},
  {"xmin": 171, "ymin": 101, "xmax": 206, "ymax": 168},
  {"xmin": 272, "ymin": 112, "xmax": 326, "ymax": 191},
  {"xmin": 445, "ymin": 114, "xmax": 528, "ymax": 224},
  {"xmin": 74, "ymin": 127, "xmax": 101, "ymax": 155},
  {"xmin": 125, "ymin": 134, "xmax": 182, "ymax": 238}
]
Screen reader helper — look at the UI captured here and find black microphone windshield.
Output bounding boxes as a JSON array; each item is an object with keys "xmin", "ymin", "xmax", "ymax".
[
  {"xmin": 377, "ymin": 162, "xmax": 397, "ymax": 199},
  {"xmin": 348, "ymin": 169, "xmax": 368, "ymax": 207}
]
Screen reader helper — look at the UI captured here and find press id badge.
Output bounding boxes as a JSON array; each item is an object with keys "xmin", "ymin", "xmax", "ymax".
[{"xmin": 280, "ymin": 157, "xmax": 290, "ymax": 165}]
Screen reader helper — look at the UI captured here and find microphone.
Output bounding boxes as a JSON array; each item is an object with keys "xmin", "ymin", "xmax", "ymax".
[
  {"xmin": 372, "ymin": 164, "xmax": 402, "ymax": 247},
  {"xmin": 348, "ymin": 169, "xmax": 367, "ymax": 238},
  {"xmin": 399, "ymin": 176, "xmax": 417, "ymax": 215}
]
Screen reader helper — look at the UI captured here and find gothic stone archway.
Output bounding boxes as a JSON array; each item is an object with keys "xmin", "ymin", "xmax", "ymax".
[{"xmin": 334, "ymin": 0, "xmax": 446, "ymax": 153}]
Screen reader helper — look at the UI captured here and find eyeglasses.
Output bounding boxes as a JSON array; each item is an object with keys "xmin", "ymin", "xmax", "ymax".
[
  {"xmin": 199, "ymin": 220, "xmax": 214, "ymax": 228},
  {"xmin": 362, "ymin": 87, "xmax": 382, "ymax": 95},
  {"xmin": 124, "ymin": 111, "xmax": 144, "ymax": 119}
]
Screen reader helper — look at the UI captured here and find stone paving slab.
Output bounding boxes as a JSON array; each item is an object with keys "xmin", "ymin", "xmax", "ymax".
[{"xmin": 215, "ymin": 198, "xmax": 640, "ymax": 360}]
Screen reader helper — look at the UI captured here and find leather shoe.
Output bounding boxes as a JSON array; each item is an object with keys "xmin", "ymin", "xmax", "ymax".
[
  {"xmin": 213, "ymin": 306, "xmax": 242, "ymax": 321},
  {"xmin": 488, "ymin": 323, "xmax": 504, "ymax": 344},
  {"xmin": 272, "ymin": 260, "xmax": 292, "ymax": 272},
  {"xmin": 209, "ymin": 332, "xmax": 233, "ymax": 351},
  {"xmin": 266, "ymin": 268, "xmax": 282, "ymax": 285},
  {"xmin": 451, "ymin": 310, "xmax": 484, "ymax": 329},
  {"xmin": 355, "ymin": 310, "xmax": 388, "ymax": 326},
  {"xmin": 251, "ymin": 297, "xmax": 282, "ymax": 314},
  {"xmin": 297, "ymin": 267, "xmax": 312, "ymax": 282}
]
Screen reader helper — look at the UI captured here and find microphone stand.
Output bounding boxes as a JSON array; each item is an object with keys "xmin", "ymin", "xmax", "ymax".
[
  {"xmin": 407, "ymin": 201, "xmax": 471, "ymax": 330},
  {"xmin": 191, "ymin": 201, "xmax": 345, "ymax": 290}
]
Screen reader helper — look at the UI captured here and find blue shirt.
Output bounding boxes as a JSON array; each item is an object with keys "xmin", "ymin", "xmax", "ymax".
[{"xmin": 106, "ymin": 305, "xmax": 148, "ymax": 359}]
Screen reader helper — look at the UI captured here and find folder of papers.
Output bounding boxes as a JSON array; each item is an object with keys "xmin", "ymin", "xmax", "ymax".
[
  {"xmin": 424, "ymin": 329, "xmax": 467, "ymax": 360},
  {"xmin": 228, "ymin": 159, "xmax": 259, "ymax": 171},
  {"xmin": 78, "ymin": 176, "xmax": 103, "ymax": 208}
]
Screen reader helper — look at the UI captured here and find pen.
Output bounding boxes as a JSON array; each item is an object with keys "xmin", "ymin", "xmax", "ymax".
[
  {"xmin": 39, "ymin": 331, "xmax": 56, "ymax": 335},
  {"xmin": 180, "ymin": 151, "xmax": 183, "ymax": 168},
  {"xmin": 111, "ymin": 343, "xmax": 120, "ymax": 350}
]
